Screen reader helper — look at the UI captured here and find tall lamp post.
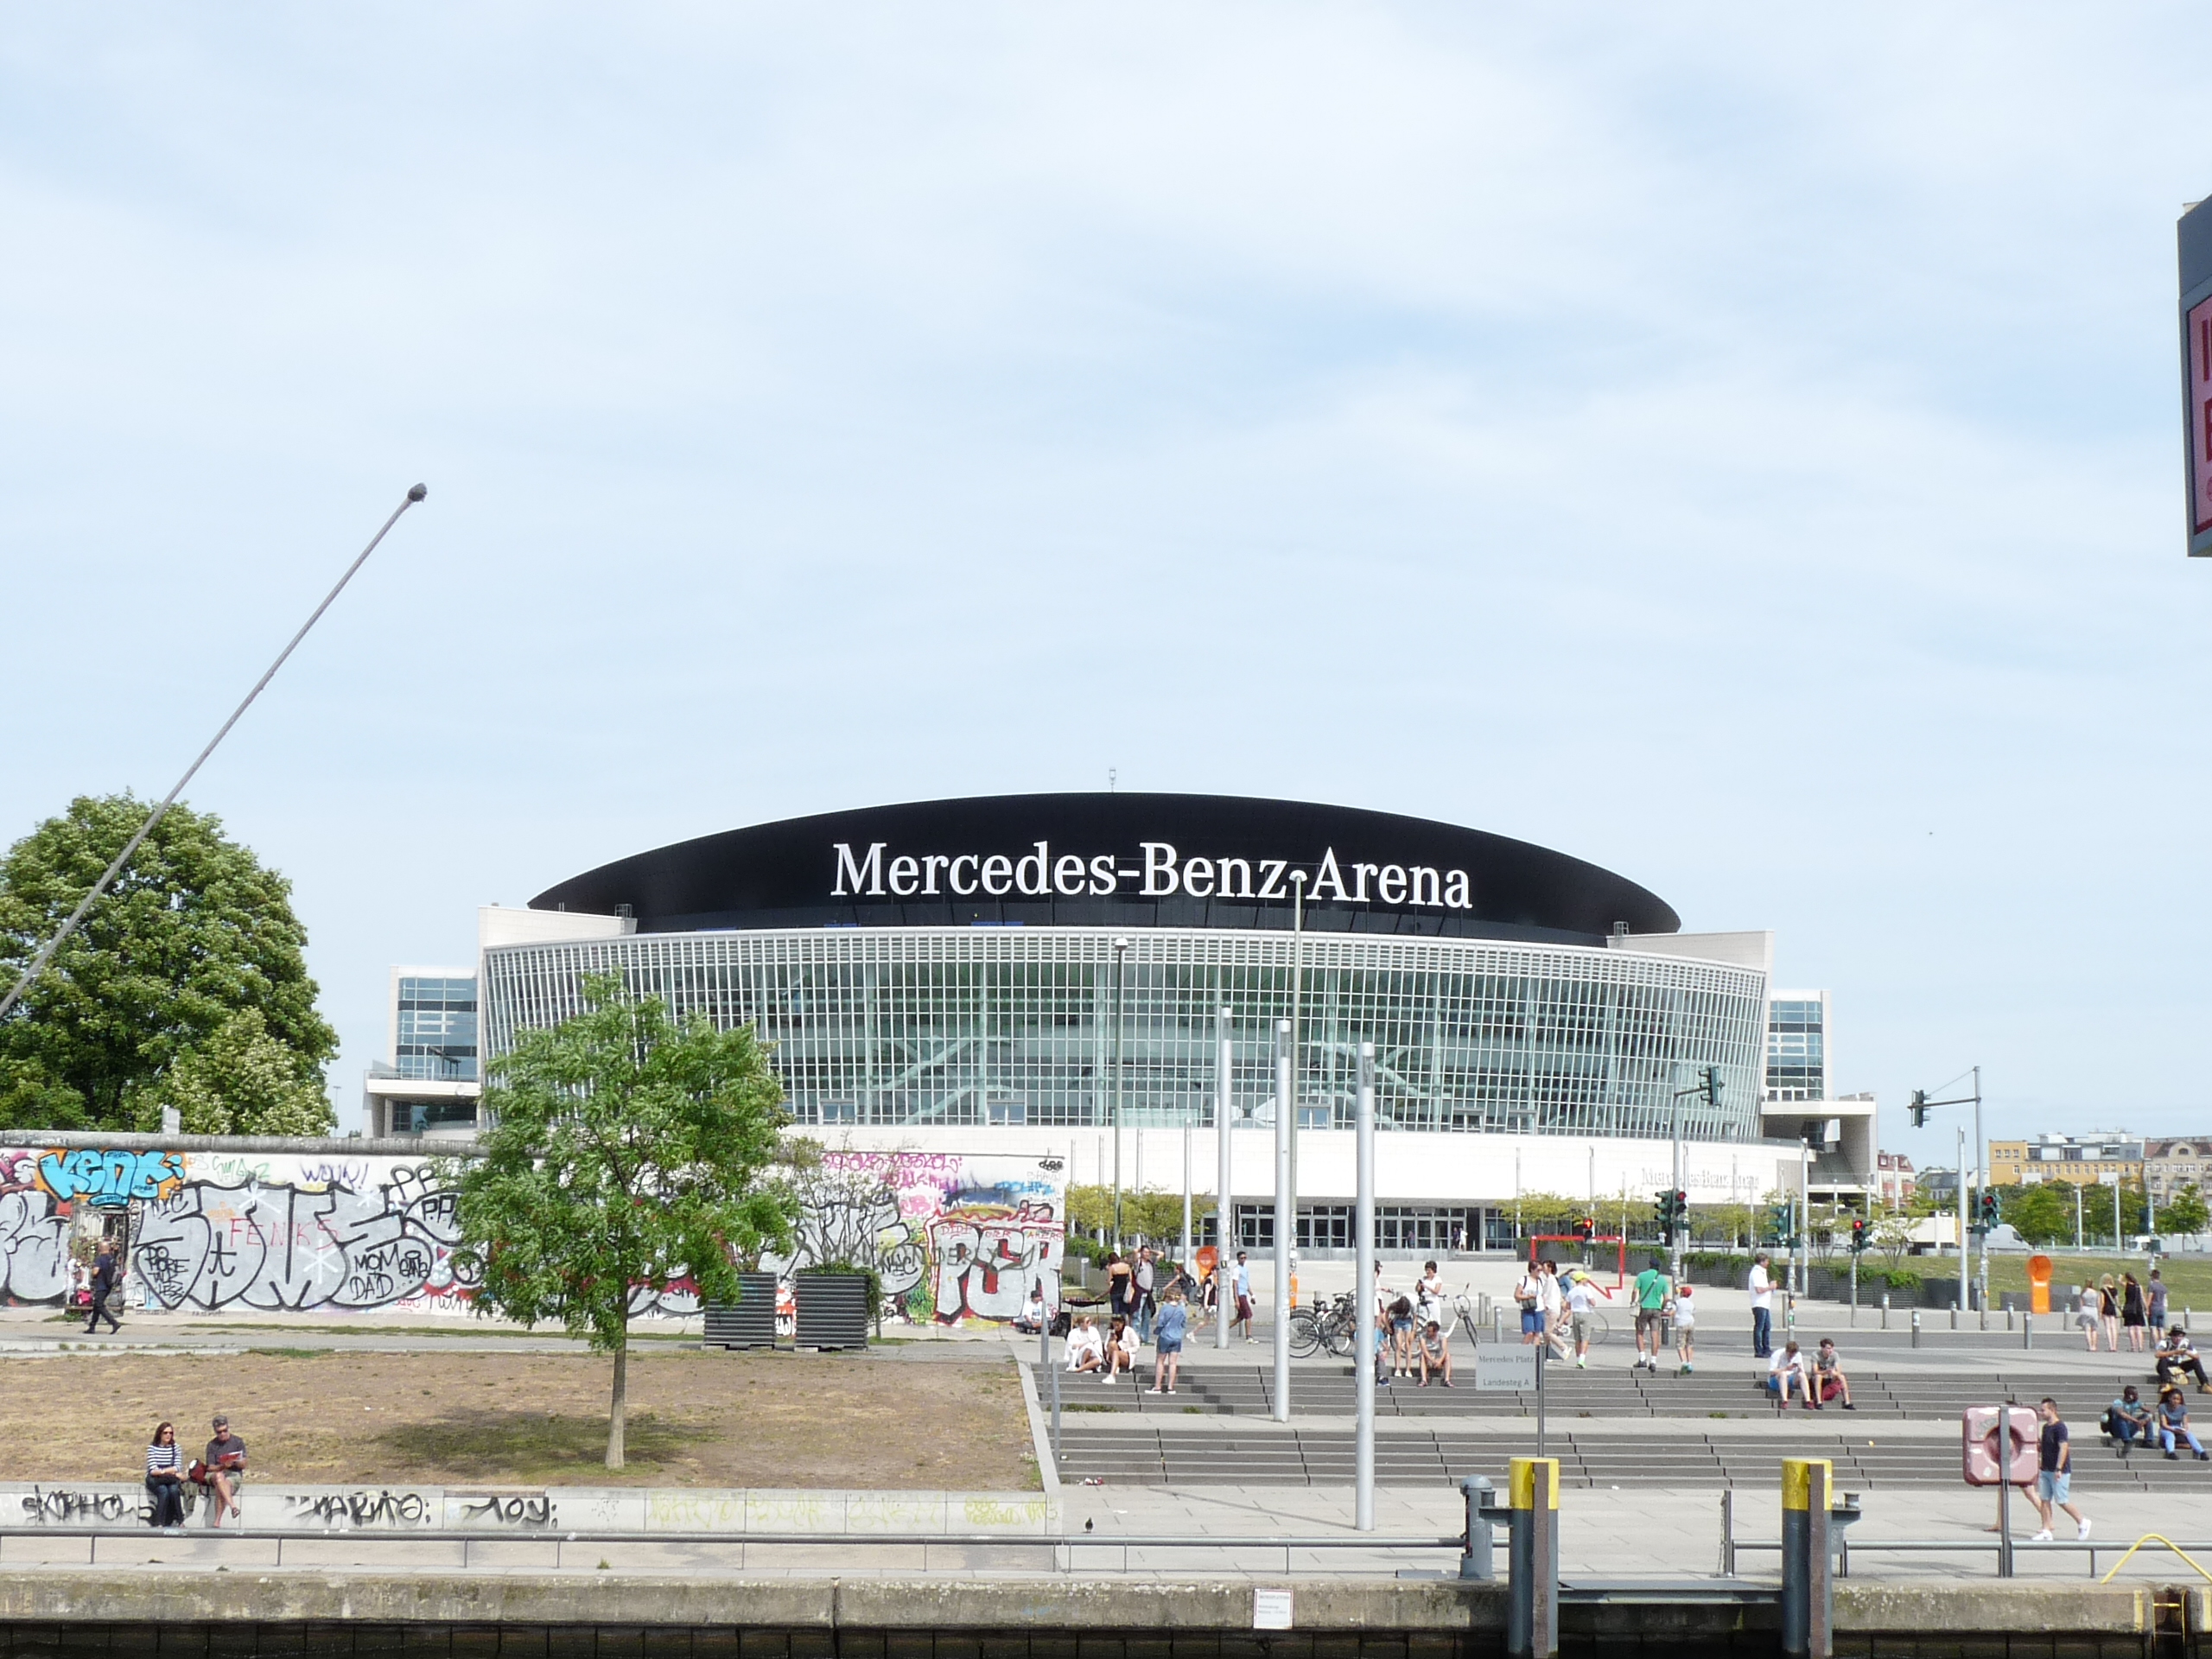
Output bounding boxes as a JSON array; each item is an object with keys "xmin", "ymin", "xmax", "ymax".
[
  {"xmin": 1271, "ymin": 1018, "xmax": 1294, "ymax": 1424},
  {"xmin": 1216, "ymin": 1006, "xmax": 1234, "ymax": 1350},
  {"xmin": 1909, "ymin": 1068, "xmax": 1985, "ymax": 1314},
  {"xmin": 1110, "ymin": 937, "xmax": 1130, "ymax": 1251}
]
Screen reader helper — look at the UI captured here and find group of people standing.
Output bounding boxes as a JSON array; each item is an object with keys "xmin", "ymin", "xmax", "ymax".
[
  {"xmin": 2076, "ymin": 1270, "xmax": 2165, "ymax": 1352},
  {"xmin": 1513, "ymin": 1255, "xmax": 1696, "ymax": 1375}
]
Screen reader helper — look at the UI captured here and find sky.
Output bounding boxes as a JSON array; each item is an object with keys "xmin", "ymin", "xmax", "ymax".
[{"xmin": 3, "ymin": 7, "xmax": 2209, "ymax": 1152}]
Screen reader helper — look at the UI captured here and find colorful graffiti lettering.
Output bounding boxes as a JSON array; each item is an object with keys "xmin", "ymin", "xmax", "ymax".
[
  {"xmin": 927, "ymin": 1202, "xmax": 1062, "ymax": 1322},
  {"xmin": 35, "ymin": 1148, "xmax": 184, "ymax": 1209}
]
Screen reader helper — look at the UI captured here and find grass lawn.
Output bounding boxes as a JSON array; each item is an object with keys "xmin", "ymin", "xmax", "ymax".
[
  {"xmin": 1853, "ymin": 1251, "xmax": 2212, "ymax": 1308},
  {"xmin": 0, "ymin": 1349, "xmax": 1037, "ymax": 1490}
]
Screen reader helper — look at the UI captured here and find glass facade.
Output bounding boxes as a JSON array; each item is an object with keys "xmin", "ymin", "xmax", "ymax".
[
  {"xmin": 396, "ymin": 976, "xmax": 479, "ymax": 1082},
  {"xmin": 481, "ymin": 928, "xmax": 1766, "ymax": 1141},
  {"xmin": 1764, "ymin": 997, "xmax": 1824, "ymax": 1102}
]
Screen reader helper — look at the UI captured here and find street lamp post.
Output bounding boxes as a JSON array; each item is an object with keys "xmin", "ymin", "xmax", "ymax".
[
  {"xmin": 1216, "ymin": 1006, "xmax": 1234, "ymax": 1350},
  {"xmin": 1110, "ymin": 937, "xmax": 1129, "ymax": 1251},
  {"xmin": 1272, "ymin": 1018, "xmax": 1294, "ymax": 1424}
]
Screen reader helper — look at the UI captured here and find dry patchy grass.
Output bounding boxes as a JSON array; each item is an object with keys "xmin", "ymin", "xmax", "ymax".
[{"xmin": 0, "ymin": 1349, "xmax": 1035, "ymax": 1490}]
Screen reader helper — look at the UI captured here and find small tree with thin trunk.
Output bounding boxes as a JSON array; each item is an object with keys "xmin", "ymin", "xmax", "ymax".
[{"xmin": 450, "ymin": 971, "xmax": 798, "ymax": 1468}]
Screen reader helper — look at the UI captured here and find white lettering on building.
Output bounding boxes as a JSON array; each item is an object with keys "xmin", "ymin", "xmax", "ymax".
[{"xmin": 831, "ymin": 839, "xmax": 1477, "ymax": 911}]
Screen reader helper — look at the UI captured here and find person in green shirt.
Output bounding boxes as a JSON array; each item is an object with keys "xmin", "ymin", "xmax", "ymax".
[{"xmin": 1630, "ymin": 1256, "xmax": 1671, "ymax": 1375}]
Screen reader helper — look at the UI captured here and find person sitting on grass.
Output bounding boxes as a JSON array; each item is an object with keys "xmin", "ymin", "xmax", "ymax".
[
  {"xmin": 2107, "ymin": 1385, "xmax": 2153, "ymax": 1457},
  {"xmin": 2156, "ymin": 1326, "xmax": 2212, "ymax": 1393},
  {"xmin": 2157, "ymin": 1387, "xmax": 2209, "ymax": 1460},
  {"xmin": 1416, "ymin": 1319, "xmax": 1454, "ymax": 1387},
  {"xmin": 1766, "ymin": 1340, "xmax": 1815, "ymax": 1408}
]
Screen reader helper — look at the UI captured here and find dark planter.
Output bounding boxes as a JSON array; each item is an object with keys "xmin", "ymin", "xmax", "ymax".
[
  {"xmin": 793, "ymin": 1271, "xmax": 873, "ymax": 1351},
  {"xmin": 702, "ymin": 1272, "xmax": 781, "ymax": 1350}
]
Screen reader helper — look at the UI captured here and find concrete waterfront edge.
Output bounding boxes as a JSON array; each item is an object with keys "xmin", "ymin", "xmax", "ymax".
[
  {"xmin": 0, "ymin": 1573, "xmax": 2166, "ymax": 1639},
  {"xmin": 0, "ymin": 1574, "xmax": 1501, "ymax": 1630},
  {"xmin": 1013, "ymin": 1350, "xmax": 1063, "ymax": 1504}
]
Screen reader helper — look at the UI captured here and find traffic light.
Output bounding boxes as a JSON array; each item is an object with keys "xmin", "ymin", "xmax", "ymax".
[
  {"xmin": 1978, "ymin": 1190, "xmax": 2000, "ymax": 1234},
  {"xmin": 1849, "ymin": 1217, "xmax": 1867, "ymax": 1254},
  {"xmin": 1674, "ymin": 1191, "xmax": 1688, "ymax": 1233},
  {"xmin": 1575, "ymin": 1214, "xmax": 1595, "ymax": 1241},
  {"xmin": 1651, "ymin": 1192, "xmax": 1670, "ymax": 1235},
  {"xmin": 1703, "ymin": 1065, "xmax": 1723, "ymax": 1109},
  {"xmin": 1767, "ymin": 1201, "xmax": 1795, "ymax": 1246},
  {"xmin": 1908, "ymin": 1089, "xmax": 1930, "ymax": 1128}
]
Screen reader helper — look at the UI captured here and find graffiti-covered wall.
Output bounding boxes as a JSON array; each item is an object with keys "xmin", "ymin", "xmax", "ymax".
[
  {"xmin": 0, "ymin": 1147, "xmax": 480, "ymax": 1316},
  {"xmin": 0, "ymin": 1142, "xmax": 1061, "ymax": 1325},
  {"xmin": 766, "ymin": 1150, "xmax": 1065, "ymax": 1325}
]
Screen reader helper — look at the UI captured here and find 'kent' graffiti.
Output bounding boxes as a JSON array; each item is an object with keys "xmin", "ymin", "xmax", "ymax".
[{"xmin": 35, "ymin": 1149, "xmax": 184, "ymax": 1209}]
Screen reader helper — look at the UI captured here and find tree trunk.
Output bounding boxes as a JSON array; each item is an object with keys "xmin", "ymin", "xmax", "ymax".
[{"xmin": 606, "ymin": 1338, "xmax": 628, "ymax": 1470}]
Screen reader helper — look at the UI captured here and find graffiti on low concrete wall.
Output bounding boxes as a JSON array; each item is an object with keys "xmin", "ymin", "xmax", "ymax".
[{"xmin": 765, "ymin": 1150, "xmax": 1065, "ymax": 1325}]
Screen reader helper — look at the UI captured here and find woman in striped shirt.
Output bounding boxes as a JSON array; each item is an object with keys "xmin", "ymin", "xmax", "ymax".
[{"xmin": 144, "ymin": 1422, "xmax": 184, "ymax": 1529}]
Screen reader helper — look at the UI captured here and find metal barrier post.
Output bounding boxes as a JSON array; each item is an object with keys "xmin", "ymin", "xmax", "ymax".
[
  {"xmin": 1950, "ymin": 1303, "xmax": 1960, "ymax": 1331},
  {"xmin": 1459, "ymin": 1476, "xmax": 1498, "ymax": 1580},
  {"xmin": 2023, "ymin": 1312, "xmax": 2032, "ymax": 1351},
  {"xmin": 1507, "ymin": 1457, "xmax": 1559, "ymax": 1659},
  {"xmin": 1910, "ymin": 1309, "xmax": 1921, "ymax": 1349},
  {"xmin": 1880, "ymin": 1293, "xmax": 1890, "ymax": 1330},
  {"xmin": 1781, "ymin": 1458, "xmax": 1834, "ymax": 1659}
]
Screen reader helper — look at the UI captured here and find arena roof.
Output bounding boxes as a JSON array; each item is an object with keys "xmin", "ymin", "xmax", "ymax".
[{"xmin": 529, "ymin": 794, "xmax": 1680, "ymax": 945}]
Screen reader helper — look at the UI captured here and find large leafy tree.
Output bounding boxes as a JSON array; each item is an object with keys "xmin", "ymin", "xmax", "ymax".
[
  {"xmin": 2162, "ymin": 1185, "xmax": 2209, "ymax": 1238},
  {"xmin": 0, "ymin": 794, "xmax": 336, "ymax": 1132},
  {"xmin": 450, "ymin": 972, "xmax": 799, "ymax": 1468}
]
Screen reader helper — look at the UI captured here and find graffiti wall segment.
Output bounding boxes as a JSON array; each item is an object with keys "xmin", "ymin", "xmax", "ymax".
[{"xmin": 0, "ymin": 1145, "xmax": 1058, "ymax": 1324}]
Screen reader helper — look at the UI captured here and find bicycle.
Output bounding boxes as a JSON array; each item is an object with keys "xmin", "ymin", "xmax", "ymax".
[{"xmin": 1288, "ymin": 1293, "xmax": 1361, "ymax": 1358}]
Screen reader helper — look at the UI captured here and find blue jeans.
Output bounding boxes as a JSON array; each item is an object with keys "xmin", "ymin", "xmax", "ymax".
[
  {"xmin": 1137, "ymin": 1299, "xmax": 1154, "ymax": 1343},
  {"xmin": 1752, "ymin": 1307, "xmax": 1772, "ymax": 1357}
]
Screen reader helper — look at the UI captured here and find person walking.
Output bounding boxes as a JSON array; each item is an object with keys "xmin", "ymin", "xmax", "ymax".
[
  {"xmin": 1514, "ymin": 1260, "xmax": 1546, "ymax": 1346},
  {"xmin": 144, "ymin": 1422, "xmax": 185, "ymax": 1529},
  {"xmin": 1672, "ymin": 1282, "xmax": 1697, "ymax": 1374},
  {"xmin": 1539, "ymin": 1262, "xmax": 1569, "ymax": 1360},
  {"xmin": 2150, "ymin": 1269, "xmax": 2171, "ymax": 1335},
  {"xmin": 1147, "ymin": 1286, "xmax": 1188, "ymax": 1395},
  {"xmin": 85, "ymin": 1243, "xmax": 123, "ymax": 1335},
  {"xmin": 2098, "ymin": 1276, "xmax": 2120, "ymax": 1351},
  {"xmin": 1749, "ymin": 1253, "xmax": 1774, "ymax": 1357},
  {"xmin": 2122, "ymin": 1273, "xmax": 2148, "ymax": 1354},
  {"xmin": 2030, "ymin": 1397, "xmax": 2089, "ymax": 1543},
  {"xmin": 1565, "ymin": 1269, "xmax": 1599, "ymax": 1370},
  {"xmin": 1630, "ymin": 1255, "xmax": 1669, "ymax": 1375},
  {"xmin": 1230, "ymin": 1251, "xmax": 1255, "ymax": 1344},
  {"xmin": 2077, "ymin": 1281, "xmax": 2102, "ymax": 1351}
]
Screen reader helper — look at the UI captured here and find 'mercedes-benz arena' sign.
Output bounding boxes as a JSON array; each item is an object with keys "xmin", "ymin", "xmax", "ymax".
[
  {"xmin": 832, "ymin": 840, "xmax": 1474, "ymax": 908},
  {"xmin": 527, "ymin": 793, "xmax": 1681, "ymax": 944}
]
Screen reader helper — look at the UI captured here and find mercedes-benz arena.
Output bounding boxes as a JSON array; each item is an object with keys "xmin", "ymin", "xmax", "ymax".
[{"xmin": 478, "ymin": 794, "xmax": 1796, "ymax": 1251}]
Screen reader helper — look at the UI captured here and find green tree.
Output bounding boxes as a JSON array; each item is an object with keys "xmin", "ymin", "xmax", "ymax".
[
  {"xmin": 0, "ymin": 795, "xmax": 334, "ymax": 1132},
  {"xmin": 449, "ymin": 972, "xmax": 799, "ymax": 1468},
  {"xmin": 2162, "ymin": 1185, "xmax": 2209, "ymax": 1238},
  {"xmin": 154, "ymin": 1007, "xmax": 335, "ymax": 1135},
  {"xmin": 1998, "ymin": 1181, "xmax": 2073, "ymax": 1247}
]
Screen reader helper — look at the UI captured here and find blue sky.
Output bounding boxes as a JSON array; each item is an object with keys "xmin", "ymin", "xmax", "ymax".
[{"xmin": 3, "ymin": 8, "xmax": 2209, "ymax": 1151}]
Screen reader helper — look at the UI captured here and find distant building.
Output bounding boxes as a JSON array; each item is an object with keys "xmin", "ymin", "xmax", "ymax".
[
  {"xmin": 1875, "ymin": 1150, "xmax": 1916, "ymax": 1208},
  {"xmin": 2144, "ymin": 1137, "xmax": 2212, "ymax": 1201},
  {"xmin": 1918, "ymin": 1166, "xmax": 1961, "ymax": 1204},
  {"xmin": 1988, "ymin": 1133, "xmax": 2144, "ymax": 1188},
  {"xmin": 1758, "ymin": 989, "xmax": 1874, "ymax": 1204},
  {"xmin": 1764, "ymin": 993, "xmax": 1828, "ymax": 1102},
  {"xmin": 361, "ymin": 967, "xmax": 481, "ymax": 1139}
]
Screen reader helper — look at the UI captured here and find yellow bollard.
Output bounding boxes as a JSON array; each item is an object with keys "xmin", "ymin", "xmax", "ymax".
[
  {"xmin": 1507, "ymin": 1456, "xmax": 1559, "ymax": 1658},
  {"xmin": 1781, "ymin": 1457, "xmax": 1834, "ymax": 1658}
]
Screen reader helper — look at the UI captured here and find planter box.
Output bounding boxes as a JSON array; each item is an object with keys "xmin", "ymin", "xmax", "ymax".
[
  {"xmin": 793, "ymin": 1272, "xmax": 872, "ymax": 1351},
  {"xmin": 702, "ymin": 1272, "xmax": 781, "ymax": 1350}
]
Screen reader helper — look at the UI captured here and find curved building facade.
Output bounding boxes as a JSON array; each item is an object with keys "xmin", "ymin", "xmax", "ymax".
[{"xmin": 481, "ymin": 796, "xmax": 1769, "ymax": 1151}]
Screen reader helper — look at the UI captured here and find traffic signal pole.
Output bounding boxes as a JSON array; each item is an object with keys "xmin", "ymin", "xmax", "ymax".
[{"xmin": 1910, "ymin": 1068, "xmax": 1986, "ymax": 1317}]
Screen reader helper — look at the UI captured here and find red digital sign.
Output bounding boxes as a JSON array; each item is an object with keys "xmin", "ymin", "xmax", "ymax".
[{"xmin": 2190, "ymin": 293, "xmax": 2212, "ymax": 536}]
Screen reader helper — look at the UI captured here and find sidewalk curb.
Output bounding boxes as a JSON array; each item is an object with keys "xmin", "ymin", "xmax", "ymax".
[{"xmin": 1014, "ymin": 1350, "xmax": 1063, "ymax": 1508}]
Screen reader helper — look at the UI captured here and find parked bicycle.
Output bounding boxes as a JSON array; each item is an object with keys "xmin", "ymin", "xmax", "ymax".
[{"xmin": 1288, "ymin": 1292, "xmax": 1362, "ymax": 1358}]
